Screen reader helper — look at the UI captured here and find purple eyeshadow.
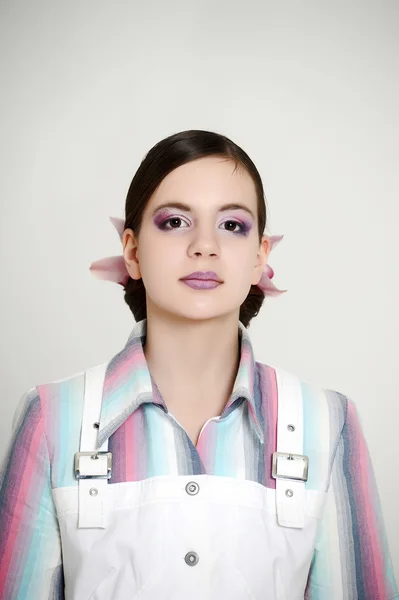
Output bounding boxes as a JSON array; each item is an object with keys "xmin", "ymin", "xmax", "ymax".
[
  {"xmin": 153, "ymin": 209, "xmax": 253, "ymax": 236},
  {"xmin": 153, "ymin": 210, "xmax": 171, "ymax": 228},
  {"xmin": 233, "ymin": 219, "xmax": 252, "ymax": 236}
]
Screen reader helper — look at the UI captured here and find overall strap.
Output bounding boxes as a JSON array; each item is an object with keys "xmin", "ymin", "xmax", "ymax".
[
  {"xmin": 74, "ymin": 363, "xmax": 111, "ymax": 529},
  {"xmin": 273, "ymin": 367, "xmax": 309, "ymax": 529}
]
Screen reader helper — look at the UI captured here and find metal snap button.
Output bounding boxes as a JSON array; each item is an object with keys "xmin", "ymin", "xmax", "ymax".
[
  {"xmin": 89, "ymin": 488, "xmax": 98, "ymax": 496},
  {"xmin": 185, "ymin": 481, "xmax": 199, "ymax": 496},
  {"xmin": 184, "ymin": 552, "xmax": 199, "ymax": 566},
  {"xmin": 285, "ymin": 489, "xmax": 294, "ymax": 497},
  {"xmin": 287, "ymin": 424, "xmax": 295, "ymax": 432}
]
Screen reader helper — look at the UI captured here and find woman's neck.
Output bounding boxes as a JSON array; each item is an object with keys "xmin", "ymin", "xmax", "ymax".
[{"xmin": 143, "ymin": 312, "xmax": 241, "ymax": 414}]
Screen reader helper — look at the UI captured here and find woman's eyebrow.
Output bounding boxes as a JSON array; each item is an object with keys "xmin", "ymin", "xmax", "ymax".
[{"xmin": 152, "ymin": 202, "xmax": 255, "ymax": 219}]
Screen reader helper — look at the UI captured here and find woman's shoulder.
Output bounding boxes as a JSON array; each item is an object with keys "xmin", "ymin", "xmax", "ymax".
[
  {"xmin": 255, "ymin": 360, "xmax": 349, "ymax": 433},
  {"xmin": 25, "ymin": 360, "xmax": 108, "ymax": 420}
]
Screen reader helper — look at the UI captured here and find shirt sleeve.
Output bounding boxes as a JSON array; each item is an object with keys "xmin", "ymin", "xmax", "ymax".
[
  {"xmin": 0, "ymin": 388, "xmax": 64, "ymax": 599},
  {"xmin": 305, "ymin": 395, "xmax": 399, "ymax": 599}
]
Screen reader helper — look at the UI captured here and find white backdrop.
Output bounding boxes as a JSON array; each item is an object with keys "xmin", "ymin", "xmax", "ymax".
[{"xmin": 1, "ymin": 0, "xmax": 398, "ymax": 582}]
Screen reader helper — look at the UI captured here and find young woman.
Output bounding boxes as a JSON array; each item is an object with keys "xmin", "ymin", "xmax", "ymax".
[{"xmin": 0, "ymin": 130, "xmax": 397, "ymax": 599}]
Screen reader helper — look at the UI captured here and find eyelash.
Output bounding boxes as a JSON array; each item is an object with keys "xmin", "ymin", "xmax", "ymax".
[{"xmin": 158, "ymin": 217, "xmax": 247, "ymax": 235}]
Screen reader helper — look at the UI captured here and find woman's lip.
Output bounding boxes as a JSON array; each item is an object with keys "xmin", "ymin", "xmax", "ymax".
[
  {"xmin": 182, "ymin": 278, "xmax": 218, "ymax": 282},
  {"xmin": 181, "ymin": 279, "xmax": 222, "ymax": 289}
]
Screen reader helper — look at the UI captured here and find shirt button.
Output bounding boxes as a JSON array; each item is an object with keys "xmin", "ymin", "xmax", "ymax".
[
  {"xmin": 185, "ymin": 482, "xmax": 200, "ymax": 495},
  {"xmin": 287, "ymin": 424, "xmax": 295, "ymax": 432},
  {"xmin": 185, "ymin": 552, "xmax": 199, "ymax": 566},
  {"xmin": 89, "ymin": 488, "xmax": 98, "ymax": 496},
  {"xmin": 285, "ymin": 489, "xmax": 294, "ymax": 497}
]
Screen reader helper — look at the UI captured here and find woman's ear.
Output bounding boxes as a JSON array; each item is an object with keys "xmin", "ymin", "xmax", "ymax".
[
  {"xmin": 122, "ymin": 228, "xmax": 142, "ymax": 280},
  {"xmin": 252, "ymin": 235, "xmax": 271, "ymax": 287}
]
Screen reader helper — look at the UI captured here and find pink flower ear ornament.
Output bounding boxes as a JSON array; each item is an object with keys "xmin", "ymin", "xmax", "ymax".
[{"xmin": 89, "ymin": 217, "xmax": 287, "ymax": 297}]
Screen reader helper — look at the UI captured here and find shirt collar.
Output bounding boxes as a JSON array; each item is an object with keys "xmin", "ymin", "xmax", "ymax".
[{"xmin": 97, "ymin": 318, "xmax": 264, "ymax": 447}]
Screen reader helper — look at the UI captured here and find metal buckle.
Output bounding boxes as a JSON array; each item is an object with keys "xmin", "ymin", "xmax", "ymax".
[
  {"xmin": 74, "ymin": 451, "xmax": 112, "ymax": 480},
  {"xmin": 272, "ymin": 452, "xmax": 309, "ymax": 482}
]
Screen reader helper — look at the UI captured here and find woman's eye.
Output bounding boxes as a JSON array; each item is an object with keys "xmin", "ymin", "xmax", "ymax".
[
  {"xmin": 159, "ymin": 217, "xmax": 188, "ymax": 230},
  {"xmin": 160, "ymin": 217, "xmax": 188, "ymax": 229},
  {"xmin": 222, "ymin": 220, "xmax": 243, "ymax": 233}
]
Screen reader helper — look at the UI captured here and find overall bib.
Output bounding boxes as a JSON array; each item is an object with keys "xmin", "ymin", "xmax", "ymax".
[{"xmin": 52, "ymin": 365, "xmax": 328, "ymax": 600}]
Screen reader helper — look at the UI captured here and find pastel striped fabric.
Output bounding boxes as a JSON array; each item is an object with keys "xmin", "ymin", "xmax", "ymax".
[{"xmin": 0, "ymin": 318, "xmax": 397, "ymax": 599}]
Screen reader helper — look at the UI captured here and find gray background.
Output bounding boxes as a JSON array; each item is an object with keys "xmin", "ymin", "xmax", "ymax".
[{"xmin": 1, "ymin": 0, "xmax": 398, "ymax": 581}]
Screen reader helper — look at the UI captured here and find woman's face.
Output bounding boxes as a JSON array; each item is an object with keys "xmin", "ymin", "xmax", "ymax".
[{"xmin": 123, "ymin": 155, "xmax": 271, "ymax": 323}]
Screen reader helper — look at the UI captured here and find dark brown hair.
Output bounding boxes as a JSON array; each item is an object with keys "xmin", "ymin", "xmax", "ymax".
[{"xmin": 123, "ymin": 129, "xmax": 269, "ymax": 328}]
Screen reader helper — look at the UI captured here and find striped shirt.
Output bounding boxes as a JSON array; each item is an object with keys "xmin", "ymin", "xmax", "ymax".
[{"xmin": 0, "ymin": 318, "xmax": 397, "ymax": 599}]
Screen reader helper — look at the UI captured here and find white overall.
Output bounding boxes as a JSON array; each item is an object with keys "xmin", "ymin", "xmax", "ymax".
[{"xmin": 52, "ymin": 365, "xmax": 328, "ymax": 600}]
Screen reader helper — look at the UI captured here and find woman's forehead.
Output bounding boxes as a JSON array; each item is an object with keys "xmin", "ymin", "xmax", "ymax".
[{"xmin": 146, "ymin": 157, "xmax": 257, "ymax": 213}]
